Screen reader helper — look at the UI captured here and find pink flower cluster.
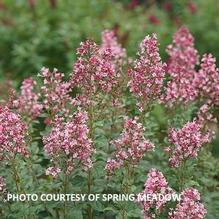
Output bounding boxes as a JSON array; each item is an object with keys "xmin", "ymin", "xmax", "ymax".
[
  {"xmin": 0, "ymin": 176, "xmax": 6, "ymax": 194},
  {"xmin": 71, "ymin": 39, "xmax": 120, "ymax": 96},
  {"xmin": 71, "ymin": 41, "xmax": 97, "ymax": 99},
  {"xmin": 43, "ymin": 109, "xmax": 95, "ymax": 174},
  {"xmin": 0, "ymin": 107, "xmax": 28, "ymax": 160},
  {"xmin": 195, "ymin": 53, "xmax": 219, "ymax": 106},
  {"xmin": 197, "ymin": 103, "xmax": 217, "ymax": 124},
  {"xmin": 72, "ymin": 94, "xmax": 92, "ymax": 108},
  {"xmin": 165, "ymin": 121, "xmax": 211, "ymax": 168},
  {"xmin": 100, "ymin": 30, "xmax": 126, "ymax": 61},
  {"xmin": 45, "ymin": 166, "xmax": 61, "ymax": 178},
  {"xmin": 40, "ymin": 67, "xmax": 72, "ymax": 116},
  {"xmin": 128, "ymin": 34, "xmax": 166, "ymax": 111},
  {"xmin": 162, "ymin": 27, "xmax": 199, "ymax": 106},
  {"xmin": 13, "ymin": 77, "xmax": 43, "ymax": 119},
  {"xmin": 138, "ymin": 168, "xmax": 174, "ymax": 219},
  {"xmin": 95, "ymin": 49, "xmax": 118, "ymax": 93},
  {"xmin": 105, "ymin": 117, "xmax": 154, "ymax": 173},
  {"xmin": 169, "ymin": 188, "xmax": 207, "ymax": 219}
]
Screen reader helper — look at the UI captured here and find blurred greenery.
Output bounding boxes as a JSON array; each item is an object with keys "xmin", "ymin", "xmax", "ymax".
[{"xmin": 1, "ymin": 0, "xmax": 219, "ymax": 83}]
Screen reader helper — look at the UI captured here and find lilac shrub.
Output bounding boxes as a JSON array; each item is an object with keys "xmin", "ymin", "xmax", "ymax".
[{"xmin": 0, "ymin": 28, "xmax": 218, "ymax": 219}]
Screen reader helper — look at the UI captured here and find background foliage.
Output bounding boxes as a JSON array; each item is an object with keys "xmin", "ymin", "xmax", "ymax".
[{"xmin": 1, "ymin": 0, "xmax": 219, "ymax": 82}]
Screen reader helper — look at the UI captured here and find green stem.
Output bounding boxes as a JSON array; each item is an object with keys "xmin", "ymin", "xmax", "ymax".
[
  {"xmin": 121, "ymin": 208, "xmax": 127, "ymax": 219},
  {"xmin": 87, "ymin": 169, "xmax": 93, "ymax": 219},
  {"xmin": 27, "ymin": 157, "xmax": 39, "ymax": 186},
  {"xmin": 109, "ymin": 106, "xmax": 116, "ymax": 154},
  {"xmin": 120, "ymin": 163, "xmax": 134, "ymax": 219},
  {"xmin": 178, "ymin": 160, "xmax": 186, "ymax": 191},
  {"xmin": 63, "ymin": 174, "xmax": 68, "ymax": 219},
  {"xmin": 11, "ymin": 159, "xmax": 28, "ymax": 219},
  {"xmin": 11, "ymin": 159, "xmax": 21, "ymax": 193},
  {"xmin": 87, "ymin": 104, "xmax": 94, "ymax": 219}
]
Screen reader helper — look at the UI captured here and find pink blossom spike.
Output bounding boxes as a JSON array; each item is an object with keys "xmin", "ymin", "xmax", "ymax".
[
  {"xmin": 165, "ymin": 120, "xmax": 211, "ymax": 168},
  {"xmin": 100, "ymin": 30, "xmax": 126, "ymax": 60},
  {"xmin": 105, "ymin": 117, "xmax": 154, "ymax": 174},
  {"xmin": 13, "ymin": 77, "xmax": 43, "ymax": 119},
  {"xmin": 43, "ymin": 109, "xmax": 95, "ymax": 173},
  {"xmin": 0, "ymin": 107, "xmax": 28, "ymax": 160},
  {"xmin": 137, "ymin": 168, "xmax": 174, "ymax": 218},
  {"xmin": 40, "ymin": 67, "xmax": 72, "ymax": 116},
  {"xmin": 128, "ymin": 34, "xmax": 166, "ymax": 110},
  {"xmin": 169, "ymin": 188, "xmax": 207, "ymax": 219},
  {"xmin": 195, "ymin": 53, "xmax": 219, "ymax": 106},
  {"xmin": 71, "ymin": 39, "xmax": 121, "ymax": 96},
  {"xmin": 162, "ymin": 27, "xmax": 199, "ymax": 106}
]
